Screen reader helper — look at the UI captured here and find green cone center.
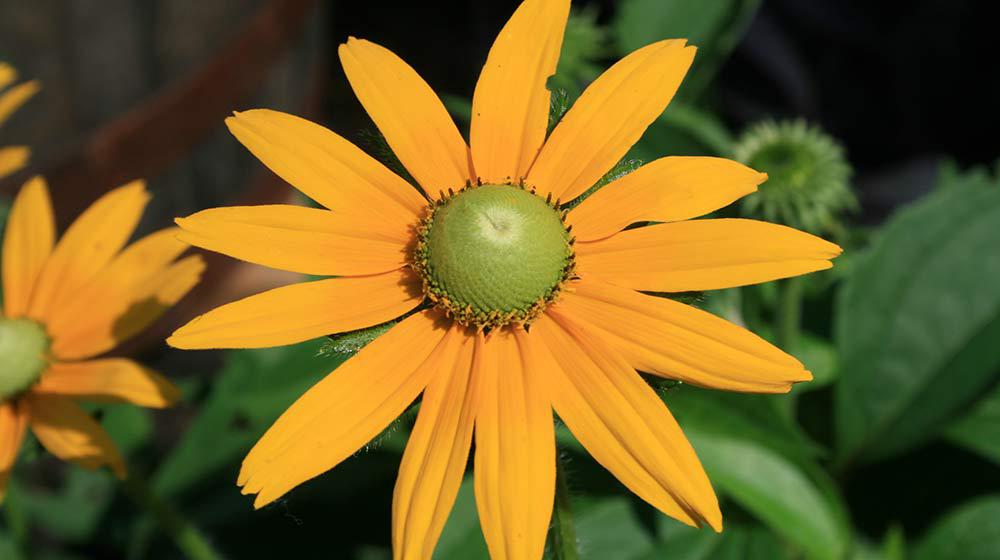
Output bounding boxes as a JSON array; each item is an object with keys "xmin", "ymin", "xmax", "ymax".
[
  {"xmin": 0, "ymin": 318, "xmax": 50, "ymax": 400},
  {"xmin": 418, "ymin": 184, "xmax": 572, "ymax": 327}
]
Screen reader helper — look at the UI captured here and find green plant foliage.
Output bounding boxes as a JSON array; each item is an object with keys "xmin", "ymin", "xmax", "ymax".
[
  {"xmin": 944, "ymin": 383, "xmax": 1000, "ymax": 464},
  {"xmin": 549, "ymin": 8, "xmax": 610, "ymax": 97},
  {"xmin": 613, "ymin": 0, "xmax": 761, "ymax": 100},
  {"xmin": 667, "ymin": 389, "xmax": 850, "ymax": 560},
  {"xmin": 835, "ymin": 169, "xmax": 1000, "ymax": 466},
  {"xmin": 153, "ymin": 339, "xmax": 347, "ymax": 497},
  {"xmin": 913, "ymin": 496, "xmax": 1000, "ymax": 560}
]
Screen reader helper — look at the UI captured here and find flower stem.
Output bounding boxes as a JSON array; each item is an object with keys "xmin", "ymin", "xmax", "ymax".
[
  {"xmin": 775, "ymin": 277, "xmax": 804, "ymax": 352},
  {"xmin": 549, "ymin": 455, "xmax": 579, "ymax": 560},
  {"xmin": 121, "ymin": 472, "xmax": 221, "ymax": 560}
]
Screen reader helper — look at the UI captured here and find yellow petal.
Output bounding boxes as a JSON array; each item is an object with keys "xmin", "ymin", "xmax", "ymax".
[
  {"xmin": 557, "ymin": 279, "xmax": 811, "ymax": 392},
  {"xmin": 576, "ymin": 218, "xmax": 842, "ymax": 292},
  {"xmin": 531, "ymin": 311, "xmax": 722, "ymax": 530},
  {"xmin": 176, "ymin": 204, "xmax": 410, "ymax": 276},
  {"xmin": 50, "ymin": 255, "xmax": 205, "ymax": 360},
  {"xmin": 33, "ymin": 359, "xmax": 180, "ymax": 408},
  {"xmin": 2, "ymin": 177, "xmax": 54, "ymax": 318},
  {"xmin": 568, "ymin": 157, "xmax": 766, "ymax": 241},
  {"xmin": 239, "ymin": 310, "xmax": 453, "ymax": 508},
  {"xmin": 169, "ymin": 268, "xmax": 422, "ymax": 349},
  {"xmin": 392, "ymin": 327, "xmax": 477, "ymax": 560},
  {"xmin": 0, "ymin": 63, "xmax": 16, "ymax": 90},
  {"xmin": 226, "ymin": 109, "xmax": 426, "ymax": 225},
  {"xmin": 0, "ymin": 401, "xmax": 28, "ymax": 504},
  {"xmin": 45, "ymin": 227, "xmax": 190, "ymax": 337},
  {"xmin": 470, "ymin": 0, "xmax": 570, "ymax": 183},
  {"xmin": 528, "ymin": 40, "xmax": 695, "ymax": 201},
  {"xmin": 474, "ymin": 328, "xmax": 555, "ymax": 560},
  {"xmin": 0, "ymin": 146, "xmax": 29, "ymax": 179},
  {"xmin": 25, "ymin": 394, "xmax": 126, "ymax": 478},
  {"xmin": 339, "ymin": 37, "xmax": 474, "ymax": 195},
  {"xmin": 0, "ymin": 80, "xmax": 39, "ymax": 126},
  {"xmin": 28, "ymin": 181, "xmax": 150, "ymax": 322}
]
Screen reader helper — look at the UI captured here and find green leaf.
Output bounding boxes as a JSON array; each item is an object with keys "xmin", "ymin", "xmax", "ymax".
[
  {"xmin": 913, "ymin": 496, "xmax": 1000, "ymax": 560},
  {"xmin": 835, "ymin": 173, "xmax": 1000, "ymax": 465},
  {"xmin": 660, "ymin": 387, "xmax": 850, "ymax": 560},
  {"xmin": 614, "ymin": 0, "xmax": 734, "ymax": 55},
  {"xmin": 320, "ymin": 320, "xmax": 397, "ymax": 358},
  {"xmin": 658, "ymin": 103, "xmax": 736, "ymax": 156},
  {"xmin": 648, "ymin": 522, "xmax": 791, "ymax": 560},
  {"xmin": 0, "ymin": 531, "xmax": 24, "ymax": 560},
  {"xmin": 612, "ymin": 0, "xmax": 761, "ymax": 100},
  {"xmin": 792, "ymin": 332, "xmax": 838, "ymax": 390},
  {"xmin": 549, "ymin": 7, "xmax": 610, "ymax": 97},
  {"xmin": 153, "ymin": 339, "xmax": 347, "ymax": 497},
  {"xmin": 666, "ymin": 388, "xmax": 823, "ymax": 464},
  {"xmin": 575, "ymin": 498, "xmax": 654, "ymax": 559},
  {"xmin": 435, "ymin": 476, "xmax": 489, "ymax": 560},
  {"xmin": 14, "ymin": 469, "xmax": 116, "ymax": 543},
  {"xmin": 684, "ymin": 429, "xmax": 848, "ymax": 560},
  {"xmin": 943, "ymin": 383, "xmax": 1000, "ymax": 464}
]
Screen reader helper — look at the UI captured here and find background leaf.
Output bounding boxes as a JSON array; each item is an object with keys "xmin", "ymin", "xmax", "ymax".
[
  {"xmin": 943, "ymin": 384, "xmax": 1000, "ymax": 465},
  {"xmin": 835, "ymin": 173, "xmax": 1000, "ymax": 465},
  {"xmin": 153, "ymin": 339, "xmax": 346, "ymax": 497},
  {"xmin": 913, "ymin": 496, "xmax": 1000, "ymax": 560},
  {"xmin": 666, "ymin": 388, "xmax": 850, "ymax": 560}
]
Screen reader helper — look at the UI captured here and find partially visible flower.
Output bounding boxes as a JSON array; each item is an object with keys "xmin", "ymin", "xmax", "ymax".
[
  {"xmin": 0, "ymin": 63, "xmax": 39, "ymax": 179},
  {"xmin": 734, "ymin": 119, "xmax": 855, "ymax": 235},
  {"xmin": 0, "ymin": 178, "xmax": 204, "ymax": 502}
]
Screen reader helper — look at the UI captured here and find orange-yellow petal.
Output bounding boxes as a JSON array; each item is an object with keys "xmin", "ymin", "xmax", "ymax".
[
  {"xmin": 25, "ymin": 394, "xmax": 126, "ymax": 478},
  {"xmin": 176, "ymin": 204, "xmax": 410, "ymax": 276},
  {"xmin": 470, "ymin": 0, "xmax": 570, "ymax": 183},
  {"xmin": 28, "ymin": 181, "xmax": 150, "ymax": 322},
  {"xmin": 2, "ymin": 177, "xmax": 54, "ymax": 318},
  {"xmin": 558, "ymin": 279, "xmax": 811, "ymax": 392},
  {"xmin": 0, "ymin": 401, "xmax": 28, "ymax": 504},
  {"xmin": 33, "ymin": 359, "xmax": 180, "ymax": 408},
  {"xmin": 44, "ymin": 227, "xmax": 188, "ymax": 340},
  {"xmin": 0, "ymin": 63, "xmax": 16, "ymax": 90},
  {"xmin": 169, "ymin": 268, "xmax": 422, "ymax": 349},
  {"xmin": 0, "ymin": 146, "xmax": 29, "ymax": 179},
  {"xmin": 528, "ymin": 40, "xmax": 695, "ymax": 202},
  {"xmin": 225, "ymin": 109, "xmax": 426, "ymax": 225},
  {"xmin": 0, "ymin": 80, "xmax": 39, "ymax": 126},
  {"xmin": 568, "ymin": 157, "xmax": 766, "ymax": 242},
  {"xmin": 239, "ymin": 310, "xmax": 453, "ymax": 509},
  {"xmin": 530, "ymin": 310, "xmax": 721, "ymax": 530},
  {"xmin": 392, "ymin": 327, "xmax": 477, "ymax": 560},
  {"xmin": 339, "ymin": 37, "xmax": 474, "ymax": 195},
  {"xmin": 474, "ymin": 328, "xmax": 555, "ymax": 560},
  {"xmin": 576, "ymin": 218, "xmax": 842, "ymax": 292},
  {"xmin": 50, "ymin": 254, "xmax": 205, "ymax": 360}
]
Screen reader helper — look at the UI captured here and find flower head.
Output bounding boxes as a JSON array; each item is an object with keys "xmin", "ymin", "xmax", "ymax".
[
  {"xmin": 170, "ymin": 0, "xmax": 841, "ymax": 557},
  {"xmin": 0, "ymin": 178, "xmax": 204, "ymax": 501},
  {"xmin": 734, "ymin": 119, "xmax": 856, "ymax": 234},
  {"xmin": 0, "ymin": 63, "xmax": 39, "ymax": 179}
]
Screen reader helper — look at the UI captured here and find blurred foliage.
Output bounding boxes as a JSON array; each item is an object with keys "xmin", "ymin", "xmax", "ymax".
[
  {"xmin": 3, "ymin": 3, "xmax": 1000, "ymax": 559},
  {"xmin": 834, "ymin": 167, "xmax": 1000, "ymax": 466}
]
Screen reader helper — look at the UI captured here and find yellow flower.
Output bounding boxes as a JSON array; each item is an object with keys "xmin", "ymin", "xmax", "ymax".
[
  {"xmin": 0, "ymin": 63, "xmax": 39, "ymax": 179},
  {"xmin": 170, "ymin": 0, "xmax": 840, "ymax": 557},
  {"xmin": 0, "ymin": 178, "xmax": 204, "ymax": 502}
]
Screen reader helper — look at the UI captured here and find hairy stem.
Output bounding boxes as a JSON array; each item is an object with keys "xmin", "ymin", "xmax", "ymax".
[{"xmin": 549, "ymin": 454, "xmax": 579, "ymax": 560}]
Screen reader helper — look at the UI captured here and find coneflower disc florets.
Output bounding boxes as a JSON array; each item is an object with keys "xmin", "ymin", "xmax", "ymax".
[
  {"xmin": 0, "ymin": 318, "xmax": 50, "ymax": 400},
  {"xmin": 414, "ymin": 183, "xmax": 576, "ymax": 329}
]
